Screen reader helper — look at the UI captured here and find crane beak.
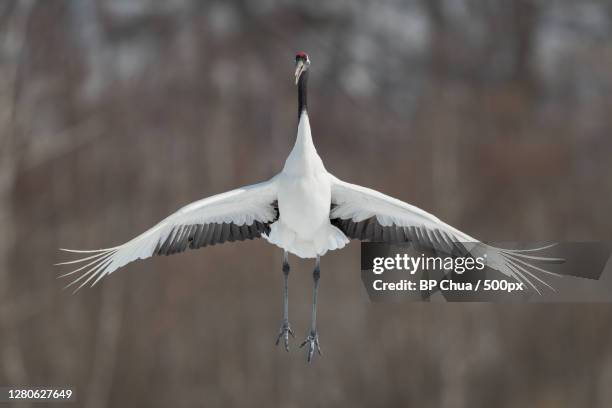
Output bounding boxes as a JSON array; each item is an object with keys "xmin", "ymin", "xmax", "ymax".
[{"xmin": 294, "ymin": 60, "xmax": 305, "ymax": 85}]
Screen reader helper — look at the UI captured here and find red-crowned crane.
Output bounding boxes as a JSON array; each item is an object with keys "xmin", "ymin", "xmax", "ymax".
[{"xmin": 58, "ymin": 52, "xmax": 560, "ymax": 362}]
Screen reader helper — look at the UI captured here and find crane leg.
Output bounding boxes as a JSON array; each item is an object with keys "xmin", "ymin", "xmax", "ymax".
[
  {"xmin": 300, "ymin": 255, "xmax": 322, "ymax": 362},
  {"xmin": 275, "ymin": 251, "xmax": 294, "ymax": 351}
]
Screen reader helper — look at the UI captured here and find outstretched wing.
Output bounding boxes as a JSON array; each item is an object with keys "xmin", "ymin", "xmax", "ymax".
[
  {"xmin": 329, "ymin": 174, "xmax": 563, "ymax": 293},
  {"xmin": 58, "ymin": 177, "xmax": 279, "ymax": 291}
]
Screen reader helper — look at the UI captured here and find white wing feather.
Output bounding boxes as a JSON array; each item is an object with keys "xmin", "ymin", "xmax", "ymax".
[
  {"xmin": 58, "ymin": 177, "xmax": 278, "ymax": 292},
  {"xmin": 329, "ymin": 174, "xmax": 562, "ymax": 293}
]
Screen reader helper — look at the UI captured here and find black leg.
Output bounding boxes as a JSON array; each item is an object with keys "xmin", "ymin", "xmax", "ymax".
[
  {"xmin": 275, "ymin": 251, "xmax": 294, "ymax": 351},
  {"xmin": 300, "ymin": 256, "xmax": 322, "ymax": 362}
]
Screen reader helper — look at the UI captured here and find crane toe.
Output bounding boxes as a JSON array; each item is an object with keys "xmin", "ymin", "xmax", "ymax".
[
  {"xmin": 299, "ymin": 330, "xmax": 321, "ymax": 363},
  {"xmin": 275, "ymin": 320, "xmax": 295, "ymax": 352}
]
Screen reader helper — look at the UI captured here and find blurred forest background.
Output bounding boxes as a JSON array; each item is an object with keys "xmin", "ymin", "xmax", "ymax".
[{"xmin": 2, "ymin": 0, "xmax": 612, "ymax": 407}]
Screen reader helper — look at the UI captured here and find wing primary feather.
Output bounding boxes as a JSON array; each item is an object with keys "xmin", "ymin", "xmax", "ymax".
[
  {"xmin": 504, "ymin": 259, "xmax": 546, "ymax": 294},
  {"xmin": 73, "ymin": 256, "xmax": 115, "ymax": 293},
  {"xmin": 64, "ymin": 255, "xmax": 113, "ymax": 291},
  {"xmin": 230, "ymin": 223, "xmax": 241, "ymax": 242},
  {"xmin": 55, "ymin": 250, "xmax": 112, "ymax": 266},
  {"xmin": 395, "ymin": 226, "xmax": 407, "ymax": 242},
  {"xmin": 413, "ymin": 227, "xmax": 426, "ymax": 250},
  {"xmin": 373, "ymin": 223, "xmax": 383, "ymax": 242},
  {"xmin": 169, "ymin": 226, "xmax": 184, "ymax": 254},
  {"xmin": 89, "ymin": 256, "xmax": 122, "ymax": 288},
  {"xmin": 433, "ymin": 229, "xmax": 452, "ymax": 253},
  {"xmin": 353, "ymin": 220, "xmax": 366, "ymax": 240},
  {"xmin": 388, "ymin": 227, "xmax": 398, "ymax": 243},
  {"xmin": 504, "ymin": 261, "xmax": 540, "ymax": 294},
  {"xmin": 364, "ymin": 220, "xmax": 375, "ymax": 241},
  {"xmin": 401, "ymin": 226, "xmax": 410, "ymax": 242},
  {"xmin": 178, "ymin": 225, "xmax": 193, "ymax": 252},
  {"xmin": 246, "ymin": 223, "xmax": 255, "ymax": 238},
  {"xmin": 240, "ymin": 224, "xmax": 251, "ymax": 240},
  {"xmin": 195, "ymin": 224, "xmax": 209, "ymax": 247},
  {"xmin": 452, "ymin": 240, "xmax": 470, "ymax": 257},
  {"xmin": 212, "ymin": 223, "xmax": 222, "ymax": 245},
  {"xmin": 406, "ymin": 226, "xmax": 419, "ymax": 244},
  {"xmin": 438, "ymin": 231, "xmax": 457, "ymax": 254},
  {"xmin": 505, "ymin": 258, "xmax": 554, "ymax": 291},
  {"xmin": 202, "ymin": 224, "xmax": 213, "ymax": 246},
  {"xmin": 346, "ymin": 221, "xmax": 357, "ymax": 238},
  {"xmin": 89, "ymin": 234, "xmax": 153, "ymax": 288},
  {"xmin": 502, "ymin": 243, "xmax": 558, "ymax": 253},
  {"xmin": 502, "ymin": 253, "xmax": 562, "ymax": 277},
  {"xmin": 220, "ymin": 223, "xmax": 230, "ymax": 244},
  {"xmin": 382, "ymin": 227, "xmax": 391, "ymax": 242},
  {"xmin": 203, "ymin": 224, "xmax": 215, "ymax": 246},
  {"xmin": 190, "ymin": 225, "xmax": 204, "ymax": 249},
  {"xmin": 158, "ymin": 227, "xmax": 177, "ymax": 255},
  {"xmin": 257, "ymin": 221, "xmax": 268, "ymax": 235},
  {"xmin": 59, "ymin": 247, "xmax": 119, "ymax": 253},
  {"xmin": 57, "ymin": 250, "xmax": 117, "ymax": 278},
  {"xmin": 426, "ymin": 229, "xmax": 443, "ymax": 252},
  {"xmin": 172, "ymin": 226, "xmax": 189, "ymax": 254},
  {"xmin": 393, "ymin": 227, "xmax": 402, "ymax": 243},
  {"xmin": 500, "ymin": 251, "xmax": 564, "ymax": 263}
]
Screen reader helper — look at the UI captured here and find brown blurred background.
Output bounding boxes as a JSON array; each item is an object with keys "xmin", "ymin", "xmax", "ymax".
[{"xmin": 2, "ymin": 0, "xmax": 612, "ymax": 407}]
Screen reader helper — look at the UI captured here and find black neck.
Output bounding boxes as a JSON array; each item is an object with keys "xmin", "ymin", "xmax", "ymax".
[{"xmin": 297, "ymin": 70, "xmax": 308, "ymax": 119}]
